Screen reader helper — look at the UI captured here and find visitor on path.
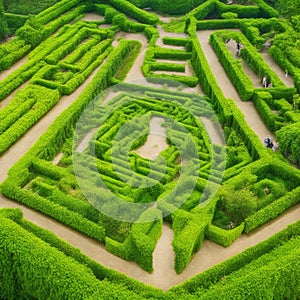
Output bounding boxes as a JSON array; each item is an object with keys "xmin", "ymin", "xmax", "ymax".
[
  {"xmin": 264, "ymin": 136, "xmax": 273, "ymax": 148},
  {"xmin": 262, "ymin": 76, "xmax": 267, "ymax": 88},
  {"xmin": 236, "ymin": 42, "xmax": 242, "ymax": 55}
]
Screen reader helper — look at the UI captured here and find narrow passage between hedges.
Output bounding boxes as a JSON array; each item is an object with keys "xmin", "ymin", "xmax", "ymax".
[{"xmin": 197, "ymin": 30, "xmax": 276, "ymax": 142}]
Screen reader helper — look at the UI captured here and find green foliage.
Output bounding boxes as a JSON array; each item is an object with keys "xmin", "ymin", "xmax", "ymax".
[
  {"xmin": 275, "ymin": 0, "xmax": 300, "ymax": 19},
  {"xmin": 170, "ymin": 220, "xmax": 300, "ymax": 297},
  {"xmin": 276, "ymin": 122, "xmax": 300, "ymax": 164},
  {"xmin": 108, "ymin": 0, "xmax": 159, "ymax": 25},
  {"xmin": 172, "ymin": 210, "xmax": 210, "ymax": 273},
  {"xmin": 0, "ymin": 85, "xmax": 60, "ymax": 154},
  {"xmin": 4, "ymin": 0, "xmax": 63, "ymax": 15},
  {"xmin": 218, "ymin": 187, "xmax": 258, "ymax": 225},
  {"xmin": 221, "ymin": 12, "xmax": 238, "ymax": 19},
  {"xmin": 0, "ymin": 0, "xmax": 8, "ymax": 40},
  {"xmin": 16, "ymin": 16, "xmax": 44, "ymax": 47},
  {"xmin": 0, "ymin": 216, "xmax": 148, "ymax": 300},
  {"xmin": 206, "ymin": 222, "xmax": 244, "ymax": 247}
]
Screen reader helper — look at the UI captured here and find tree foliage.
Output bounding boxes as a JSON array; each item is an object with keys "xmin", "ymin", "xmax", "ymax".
[
  {"xmin": 276, "ymin": 122, "xmax": 300, "ymax": 165},
  {"xmin": 0, "ymin": 0, "xmax": 8, "ymax": 41},
  {"xmin": 275, "ymin": 0, "xmax": 300, "ymax": 19}
]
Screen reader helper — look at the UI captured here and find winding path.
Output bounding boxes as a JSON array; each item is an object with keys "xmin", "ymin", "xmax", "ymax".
[{"xmin": 0, "ymin": 14, "xmax": 299, "ymax": 291}]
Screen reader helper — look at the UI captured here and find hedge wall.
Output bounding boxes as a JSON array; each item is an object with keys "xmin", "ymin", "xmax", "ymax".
[
  {"xmin": 0, "ymin": 215, "xmax": 148, "ymax": 300},
  {"xmin": 169, "ymin": 219, "xmax": 300, "ymax": 298},
  {"xmin": 108, "ymin": 0, "xmax": 158, "ymax": 25}
]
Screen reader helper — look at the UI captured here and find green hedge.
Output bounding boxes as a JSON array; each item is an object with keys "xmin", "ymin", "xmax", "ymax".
[
  {"xmin": 205, "ymin": 222, "xmax": 244, "ymax": 247},
  {"xmin": 190, "ymin": 0, "xmax": 277, "ymax": 21},
  {"xmin": 170, "ymin": 219, "xmax": 300, "ymax": 296},
  {"xmin": 188, "ymin": 16, "xmax": 233, "ymax": 124},
  {"xmin": 108, "ymin": 0, "xmax": 158, "ymax": 25},
  {"xmin": 0, "ymin": 215, "xmax": 147, "ymax": 300},
  {"xmin": 210, "ymin": 30, "xmax": 287, "ymax": 101},
  {"xmin": 209, "ymin": 31, "xmax": 254, "ymax": 101},
  {"xmin": 4, "ymin": 13, "xmax": 28, "ymax": 35},
  {"xmin": 36, "ymin": 0, "xmax": 80, "ymax": 25},
  {"xmin": 196, "ymin": 236, "xmax": 300, "ymax": 299},
  {"xmin": 172, "ymin": 209, "xmax": 210, "ymax": 273},
  {"xmin": 0, "ymin": 33, "xmax": 140, "ymax": 242},
  {"xmin": 0, "ymin": 37, "xmax": 32, "ymax": 72},
  {"xmin": 276, "ymin": 122, "xmax": 300, "ymax": 165},
  {"xmin": 106, "ymin": 208, "xmax": 162, "ymax": 272},
  {"xmin": 0, "ymin": 85, "xmax": 60, "ymax": 154},
  {"xmin": 253, "ymin": 91, "xmax": 285, "ymax": 131}
]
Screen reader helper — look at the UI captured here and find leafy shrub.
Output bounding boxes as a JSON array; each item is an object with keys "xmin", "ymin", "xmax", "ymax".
[
  {"xmin": 276, "ymin": 122, "xmax": 300, "ymax": 164},
  {"xmin": 206, "ymin": 222, "xmax": 244, "ymax": 247},
  {"xmin": 221, "ymin": 12, "xmax": 238, "ymax": 19}
]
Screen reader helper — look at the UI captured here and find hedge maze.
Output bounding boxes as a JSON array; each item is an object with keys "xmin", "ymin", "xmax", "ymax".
[{"xmin": 0, "ymin": 0, "xmax": 300, "ymax": 298}]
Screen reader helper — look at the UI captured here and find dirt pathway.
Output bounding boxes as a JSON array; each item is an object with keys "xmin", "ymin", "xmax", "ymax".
[
  {"xmin": 1, "ymin": 193, "xmax": 299, "ymax": 290},
  {"xmin": 0, "ymin": 63, "xmax": 104, "ymax": 183},
  {"xmin": 133, "ymin": 117, "xmax": 168, "ymax": 159},
  {"xmin": 197, "ymin": 30, "xmax": 276, "ymax": 142},
  {"xmin": 261, "ymin": 52, "xmax": 294, "ymax": 87}
]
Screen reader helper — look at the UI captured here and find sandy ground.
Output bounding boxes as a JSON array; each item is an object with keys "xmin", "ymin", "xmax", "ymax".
[
  {"xmin": 80, "ymin": 13, "xmax": 104, "ymax": 22},
  {"xmin": 133, "ymin": 117, "xmax": 168, "ymax": 159},
  {"xmin": 201, "ymin": 117, "xmax": 225, "ymax": 146},
  {"xmin": 261, "ymin": 52, "xmax": 294, "ymax": 87},
  {"xmin": 0, "ymin": 16, "xmax": 299, "ymax": 291}
]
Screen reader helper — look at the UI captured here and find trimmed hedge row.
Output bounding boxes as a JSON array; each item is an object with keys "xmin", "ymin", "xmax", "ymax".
[
  {"xmin": 0, "ymin": 37, "xmax": 31, "ymax": 72},
  {"xmin": 188, "ymin": 16, "xmax": 232, "ymax": 124},
  {"xmin": 205, "ymin": 222, "xmax": 244, "ymax": 247},
  {"xmin": 189, "ymin": 17, "xmax": 266, "ymax": 160},
  {"xmin": 0, "ymin": 85, "xmax": 60, "ymax": 154},
  {"xmin": 106, "ymin": 208, "xmax": 162, "ymax": 272},
  {"xmin": 210, "ymin": 30, "xmax": 288, "ymax": 100},
  {"xmin": 108, "ymin": 0, "xmax": 159, "ymax": 25},
  {"xmin": 170, "ymin": 219, "xmax": 300, "ymax": 296},
  {"xmin": 35, "ymin": 0, "xmax": 80, "ymax": 25},
  {"xmin": 0, "ymin": 33, "xmax": 143, "ymax": 245},
  {"xmin": 252, "ymin": 91, "xmax": 286, "ymax": 132},
  {"xmin": 172, "ymin": 208, "xmax": 212, "ymax": 274},
  {"xmin": 143, "ymin": 44, "xmax": 198, "ymax": 87},
  {"xmin": 220, "ymin": 157, "xmax": 300, "ymax": 233},
  {"xmin": 0, "ymin": 215, "xmax": 148, "ymax": 300},
  {"xmin": 209, "ymin": 30, "xmax": 254, "ymax": 101},
  {"xmin": 196, "ymin": 236, "xmax": 300, "ymax": 299},
  {"xmin": 244, "ymin": 185, "xmax": 300, "ymax": 233}
]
